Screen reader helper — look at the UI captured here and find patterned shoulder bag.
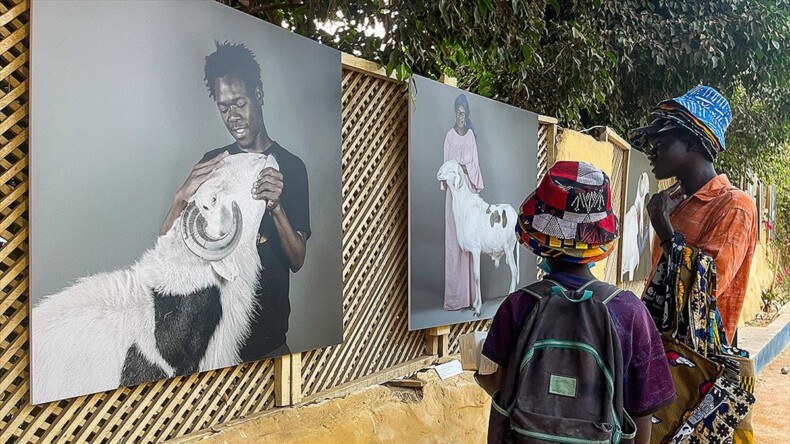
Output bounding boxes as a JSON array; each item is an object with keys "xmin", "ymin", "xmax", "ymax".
[{"xmin": 642, "ymin": 233, "xmax": 755, "ymax": 443}]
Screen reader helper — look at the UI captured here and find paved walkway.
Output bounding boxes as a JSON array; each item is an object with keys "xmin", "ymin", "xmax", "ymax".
[{"xmin": 753, "ymin": 345, "xmax": 790, "ymax": 443}]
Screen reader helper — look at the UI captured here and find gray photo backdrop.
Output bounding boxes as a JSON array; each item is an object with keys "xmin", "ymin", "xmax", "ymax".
[
  {"xmin": 31, "ymin": 0, "xmax": 342, "ymax": 398},
  {"xmin": 621, "ymin": 150, "xmax": 658, "ymax": 282},
  {"xmin": 408, "ymin": 75, "xmax": 538, "ymax": 330}
]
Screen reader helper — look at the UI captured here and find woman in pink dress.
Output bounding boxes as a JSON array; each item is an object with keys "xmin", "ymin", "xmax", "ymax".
[{"xmin": 441, "ymin": 94, "xmax": 484, "ymax": 311}]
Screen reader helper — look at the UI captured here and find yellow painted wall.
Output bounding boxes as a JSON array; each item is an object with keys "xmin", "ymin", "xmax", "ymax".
[
  {"xmin": 555, "ymin": 129, "xmax": 616, "ymax": 281},
  {"xmin": 555, "ymin": 130, "xmax": 615, "ymax": 176},
  {"xmin": 739, "ymin": 241, "xmax": 775, "ymax": 326}
]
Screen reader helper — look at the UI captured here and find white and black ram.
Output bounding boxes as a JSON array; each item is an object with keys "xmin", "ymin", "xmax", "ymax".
[
  {"xmin": 437, "ymin": 160, "xmax": 519, "ymax": 316},
  {"xmin": 31, "ymin": 153, "xmax": 275, "ymax": 404}
]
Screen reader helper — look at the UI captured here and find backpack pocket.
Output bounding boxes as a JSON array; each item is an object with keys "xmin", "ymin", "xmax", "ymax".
[{"xmin": 509, "ymin": 409, "xmax": 613, "ymax": 444}]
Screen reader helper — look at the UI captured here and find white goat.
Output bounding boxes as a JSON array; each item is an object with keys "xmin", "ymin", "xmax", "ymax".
[
  {"xmin": 31, "ymin": 153, "xmax": 277, "ymax": 404},
  {"xmin": 437, "ymin": 160, "xmax": 519, "ymax": 316},
  {"xmin": 621, "ymin": 172, "xmax": 650, "ymax": 281}
]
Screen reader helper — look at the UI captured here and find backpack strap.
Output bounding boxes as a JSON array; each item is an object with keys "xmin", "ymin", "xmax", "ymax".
[
  {"xmin": 580, "ymin": 280, "xmax": 623, "ymax": 305},
  {"xmin": 520, "ymin": 279, "xmax": 622, "ymax": 304},
  {"xmin": 519, "ymin": 280, "xmax": 561, "ymax": 300}
]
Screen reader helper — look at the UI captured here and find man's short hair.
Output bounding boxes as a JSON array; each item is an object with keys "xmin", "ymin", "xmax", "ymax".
[{"xmin": 204, "ymin": 41, "xmax": 263, "ymax": 100}]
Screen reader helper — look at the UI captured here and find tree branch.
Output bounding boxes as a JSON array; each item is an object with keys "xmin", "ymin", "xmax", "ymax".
[{"xmin": 248, "ymin": 1, "xmax": 304, "ymax": 15}]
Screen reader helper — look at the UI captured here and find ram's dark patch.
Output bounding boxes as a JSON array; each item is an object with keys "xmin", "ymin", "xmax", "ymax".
[
  {"xmin": 153, "ymin": 286, "xmax": 222, "ymax": 375},
  {"xmin": 489, "ymin": 207, "xmax": 502, "ymax": 227},
  {"xmin": 120, "ymin": 344, "xmax": 168, "ymax": 386}
]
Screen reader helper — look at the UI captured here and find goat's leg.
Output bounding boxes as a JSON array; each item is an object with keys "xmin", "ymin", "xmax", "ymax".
[
  {"xmin": 505, "ymin": 247, "xmax": 517, "ymax": 293},
  {"xmin": 471, "ymin": 250, "xmax": 482, "ymax": 316}
]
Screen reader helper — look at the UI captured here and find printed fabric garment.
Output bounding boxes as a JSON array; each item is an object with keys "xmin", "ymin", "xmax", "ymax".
[
  {"xmin": 442, "ymin": 127, "xmax": 483, "ymax": 310},
  {"xmin": 647, "ymin": 175, "xmax": 757, "ymax": 344},
  {"xmin": 483, "ymin": 272, "xmax": 676, "ymax": 417},
  {"xmin": 642, "ymin": 233, "xmax": 755, "ymax": 443}
]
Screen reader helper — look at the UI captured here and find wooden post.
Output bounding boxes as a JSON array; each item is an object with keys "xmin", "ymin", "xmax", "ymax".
[
  {"xmin": 439, "ymin": 74, "xmax": 458, "ymax": 87},
  {"xmin": 425, "ymin": 325, "xmax": 451, "ymax": 358},
  {"xmin": 290, "ymin": 352, "xmax": 303, "ymax": 404},
  {"xmin": 538, "ymin": 115, "xmax": 559, "ymax": 174},
  {"xmin": 274, "ymin": 354, "xmax": 292, "ymax": 407},
  {"xmin": 274, "ymin": 353, "xmax": 303, "ymax": 406},
  {"xmin": 595, "ymin": 127, "xmax": 630, "ymax": 286}
]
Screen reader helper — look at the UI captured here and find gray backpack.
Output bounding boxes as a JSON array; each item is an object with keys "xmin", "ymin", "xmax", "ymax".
[{"xmin": 488, "ymin": 279, "xmax": 637, "ymax": 443}]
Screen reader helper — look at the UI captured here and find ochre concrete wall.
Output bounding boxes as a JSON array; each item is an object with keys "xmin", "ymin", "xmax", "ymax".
[
  {"xmin": 555, "ymin": 130, "xmax": 615, "ymax": 176},
  {"xmin": 740, "ymin": 241, "xmax": 775, "ymax": 326},
  {"xmin": 184, "ymin": 371, "xmax": 491, "ymax": 444}
]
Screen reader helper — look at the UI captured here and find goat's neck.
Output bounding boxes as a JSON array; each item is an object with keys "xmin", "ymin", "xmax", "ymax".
[{"xmin": 449, "ymin": 184, "xmax": 482, "ymax": 217}]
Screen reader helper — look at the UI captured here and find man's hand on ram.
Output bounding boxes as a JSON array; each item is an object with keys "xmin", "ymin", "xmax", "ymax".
[
  {"xmin": 175, "ymin": 151, "xmax": 230, "ymax": 205},
  {"xmin": 252, "ymin": 167, "xmax": 283, "ymax": 211}
]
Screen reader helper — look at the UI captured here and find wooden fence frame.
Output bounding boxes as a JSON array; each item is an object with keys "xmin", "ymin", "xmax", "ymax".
[{"xmin": 0, "ymin": 1, "xmax": 634, "ymax": 441}]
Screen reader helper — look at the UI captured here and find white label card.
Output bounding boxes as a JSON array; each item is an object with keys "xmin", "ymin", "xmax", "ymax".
[{"xmin": 434, "ymin": 360, "xmax": 464, "ymax": 380}]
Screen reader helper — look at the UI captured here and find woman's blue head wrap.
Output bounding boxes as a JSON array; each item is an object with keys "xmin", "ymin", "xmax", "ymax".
[{"xmin": 454, "ymin": 94, "xmax": 476, "ymax": 137}]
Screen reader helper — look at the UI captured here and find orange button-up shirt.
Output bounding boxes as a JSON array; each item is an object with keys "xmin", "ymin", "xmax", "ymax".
[{"xmin": 648, "ymin": 175, "xmax": 757, "ymax": 343}]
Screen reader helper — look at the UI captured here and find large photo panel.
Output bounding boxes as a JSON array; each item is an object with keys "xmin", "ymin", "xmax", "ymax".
[
  {"xmin": 30, "ymin": 0, "xmax": 342, "ymax": 403},
  {"xmin": 409, "ymin": 76, "xmax": 538, "ymax": 330},
  {"xmin": 620, "ymin": 149, "xmax": 658, "ymax": 282}
]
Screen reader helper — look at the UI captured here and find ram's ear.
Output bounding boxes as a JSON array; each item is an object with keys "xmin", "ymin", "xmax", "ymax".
[
  {"xmin": 264, "ymin": 153, "xmax": 280, "ymax": 172},
  {"xmin": 212, "ymin": 257, "xmax": 239, "ymax": 282},
  {"xmin": 454, "ymin": 171, "xmax": 464, "ymax": 190}
]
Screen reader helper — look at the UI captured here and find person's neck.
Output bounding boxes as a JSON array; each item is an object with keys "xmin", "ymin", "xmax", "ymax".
[
  {"xmin": 677, "ymin": 162, "xmax": 717, "ymax": 196},
  {"xmin": 453, "ymin": 125, "xmax": 468, "ymax": 136},
  {"xmin": 240, "ymin": 130, "xmax": 273, "ymax": 154},
  {"xmin": 549, "ymin": 261, "xmax": 596, "ymax": 281}
]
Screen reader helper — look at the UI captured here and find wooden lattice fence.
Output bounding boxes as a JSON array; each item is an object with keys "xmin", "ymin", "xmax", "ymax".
[{"xmin": 0, "ymin": 1, "xmax": 563, "ymax": 442}]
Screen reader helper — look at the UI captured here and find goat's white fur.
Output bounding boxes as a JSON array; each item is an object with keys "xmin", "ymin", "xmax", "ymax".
[
  {"xmin": 621, "ymin": 172, "xmax": 650, "ymax": 281},
  {"xmin": 31, "ymin": 153, "xmax": 276, "ymax": 404},
  {"xmin": 437, "ymin": 160, "xmax": 519, "ymax": 316}
]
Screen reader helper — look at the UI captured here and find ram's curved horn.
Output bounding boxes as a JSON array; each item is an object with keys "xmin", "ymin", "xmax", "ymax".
[{"xmin": 181, "ymin": 200, "xmax": 243, "ymax": 261}]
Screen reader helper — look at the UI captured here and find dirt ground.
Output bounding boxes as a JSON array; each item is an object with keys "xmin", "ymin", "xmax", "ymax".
[{"xmin": 753, "ymin": 345, "xmax": 790, "ymax": 443}]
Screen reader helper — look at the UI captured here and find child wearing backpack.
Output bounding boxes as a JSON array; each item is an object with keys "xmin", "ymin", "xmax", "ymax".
[{"xmin": 477, "ymin": 161, "xmax": 676, "ymax": 444}]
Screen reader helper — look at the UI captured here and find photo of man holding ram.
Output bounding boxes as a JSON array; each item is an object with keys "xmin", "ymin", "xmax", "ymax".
[
  {"xmin": 29, "ymin": 0, "xmax": 342, "ymax": 404},
  {"xmin": 159, "ymin": 42, "xmax": 310, "ymax": 362}
]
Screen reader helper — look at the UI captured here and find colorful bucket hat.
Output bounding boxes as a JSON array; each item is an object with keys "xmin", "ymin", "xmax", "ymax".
[
  {"xmin": 519, "ymin": 227, "xmax": 617, "ymax": 264},
  {"xmin": 516, "ymin": 161, "xmax": 619, "ymax": 252},
  {"xmin": 633, "ymin": 111, "xmax": 720, "ymax": 161},
  {"xmin": 629, "ymin": 85, "xmax": 732, "ymax": 159}
]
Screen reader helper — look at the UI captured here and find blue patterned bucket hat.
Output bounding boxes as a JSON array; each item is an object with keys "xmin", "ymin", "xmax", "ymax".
[
  {"xmin": 629, "ymin": 86, "xmax": 732, "ymax": 158},
  {"xmin": 669, "ymin": 85, "xmax": 731, "ymax": 150}
]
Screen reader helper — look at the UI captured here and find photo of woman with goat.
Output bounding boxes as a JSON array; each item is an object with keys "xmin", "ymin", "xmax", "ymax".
[
  {"xmin": 30, "ymin": 0, "xmax": 342, "ymax": 404},
  {"xmin": 440, "ymin": 94, "xmax": 486, "ymax": 313},
  {"xmin": 409, "ymin": 76, "xmax": 539, "ymax": 330}
]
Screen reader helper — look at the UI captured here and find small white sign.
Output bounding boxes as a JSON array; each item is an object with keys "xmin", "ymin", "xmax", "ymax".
[{"xmin": 434, "ymin": 360, "xmax": 464, "ymax": 380}]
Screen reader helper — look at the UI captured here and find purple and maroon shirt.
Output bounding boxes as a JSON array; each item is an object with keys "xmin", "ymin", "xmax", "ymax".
[{"xmin": 482, "ymin": 272, "xmax": 676, "ymax": 417}]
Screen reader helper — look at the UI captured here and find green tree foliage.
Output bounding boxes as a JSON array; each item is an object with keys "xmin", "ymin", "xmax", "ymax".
[{"xmin": 239, "ymin": 0, "xmax": 790, "ymax": 244}]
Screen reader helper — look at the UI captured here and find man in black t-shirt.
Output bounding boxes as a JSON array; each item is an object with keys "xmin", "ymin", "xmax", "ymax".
[{"xmin": 160, "ymin": 42, "xmax": 310, "ymax": 361}]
